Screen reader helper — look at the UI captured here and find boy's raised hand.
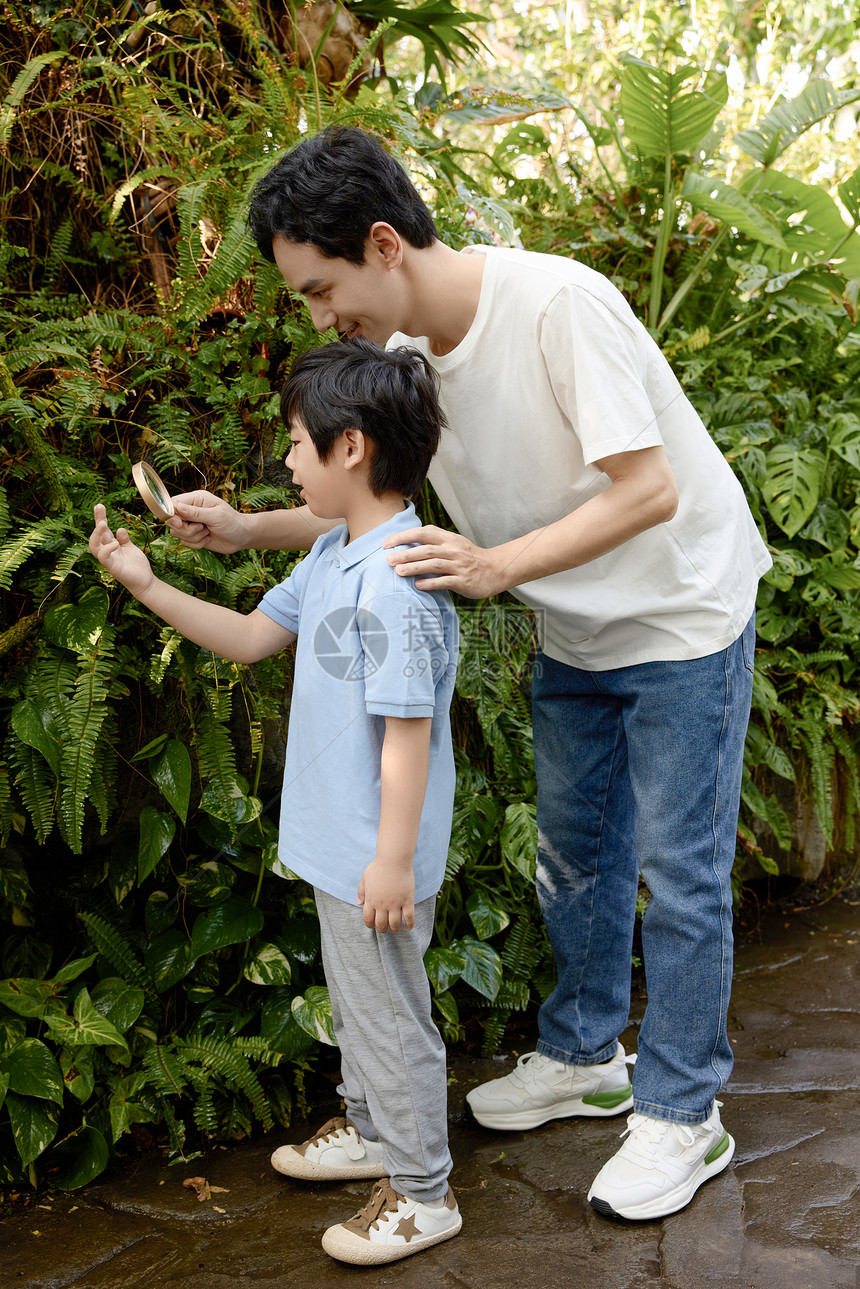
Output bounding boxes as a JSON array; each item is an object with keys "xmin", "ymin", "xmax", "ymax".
[{"xmin": 89, "ymin": 504, "xmax": 155, "ymax": 596}]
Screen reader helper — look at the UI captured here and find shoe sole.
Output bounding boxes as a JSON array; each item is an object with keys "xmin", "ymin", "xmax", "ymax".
[
  {"xmin": 588, "ymin": 1131, "xmax": 736, "ymax": 1221},
  {"xmin": 271, "ymin": 1147, "xmax": 387, "ymax": 1181},
  {"xmin": 322, "ymin": 1215, "xmax": 462, "ymax": 1264},
  {"xmin": 466, "ymin": 1083, "xmax": 634, "ymax": 1131}
]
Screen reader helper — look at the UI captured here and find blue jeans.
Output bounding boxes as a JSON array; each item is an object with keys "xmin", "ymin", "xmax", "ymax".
[{"xmin": 531, "ymin": 616, "xmax": 755, "ymax": 1125}]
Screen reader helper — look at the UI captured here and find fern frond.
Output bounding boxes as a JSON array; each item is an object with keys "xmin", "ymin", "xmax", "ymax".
[
  {"xmin": 44, "ymin": 217, "xmax": 74, "ymax": 288},
  {"xmin": 799, "ymin": 714, "xmax": 835, "ymax": 845},
  {"xmin": 480, "ymin": 1010, "xmax": 510, "ymax": 1058},
  {"xmin": 253, "ymin": 258, "xmax": 285, "ymax": 315},
  {"xmin": 88, "ymin": 720, "xmax": 118, "ymax": 836},
  {"xmin": 0, "ymin": 762, "xmax": 13, "ymax": 846},
  {"xmin": 234, "ymin": 1038, "xmax": 284, "ymax": 1067},
  {"xmin": 236, "ymin": 485, "xmax": 292, "ymax": 511},
  {"xmin": 57, "ymin": 625, "xmax": 117, "ymax": 853},
  {"xmin": 51, "ymin": 543, "xmax": 88, "ymax": 585},
  {"xmin": 147, "ymin": 398, "xmax": 196, "ymax": 471},
  {"xmin": 149, "ymin": 629, "xmax": 184, "ymax": 686},
  {"xmin": 0, "ymin": 485, "xmax": 9, "ymax": 541},
  {"xmin": 0, "ymin": 49, "xmax": 67, "ymax": 148},
  {"xmin": 160, "ymin": 1098, "xmax": 190, "ymax": 1160},
  {"xmin": 495, "ymin": 978, "xmax": 530, "ymax": 1010},
  {"xmin": 141, "ymin": 1043, "xmax": 190, "ymax": 1098},
  {"xmin": 25, "ymin": 654, "xmax": 78, "ymax": 720},
  {"xmin": 11, "ymin": 742, "xmax": 56, "ymax": 844},
  {"xmin": 79, "ymin": 911, "xmax": 153, "ymax": 995},
  {"xmin": 0, "ymin": 518, "xmax": 67, "ymax": 589},
  {"xmin": 109, "ymin": 165, "xmax": 179, "ymax": 227},
  {"xmin": 176, "ymin": 1035, "xmax": 272, "ymax": 1129},
  {"xmin": 175, "ymin": 209, "xmax": 256, "ymax": 322},
  {"xmin": 196, "ymin": 712, "xmax": 239, "ymax": 792},
  {"xmin": 187, "ymin": 1069, "xmax": 219, "ymax": 1135},
  {"xmin": 176, "ymin": 182, "xmax": 210, "ymax": 279},
  {"xmin": 216, "ymin": 406, "xmax": 248, "ymax": 463},
  {"xmin": 2, "ymin": 343, "xmax": 88, "ymax": 373},
  {"xmin": 221, "ymin": 559, "xmax": 266, "ymax": 607}
]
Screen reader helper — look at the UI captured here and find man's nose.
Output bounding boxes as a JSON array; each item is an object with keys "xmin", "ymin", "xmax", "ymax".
[{"xmin": 307, "ymin": 298, "xmax": 336, "ymax": 332}]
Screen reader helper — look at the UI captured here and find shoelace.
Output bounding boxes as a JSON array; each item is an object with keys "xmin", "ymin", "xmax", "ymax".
[
  {"xmin": 618, "ymin": 1115, "xmax": 696, "ymax": 1165},
  {"xmin": 306, "ymin": 1116, "xmax": 366, "ymax": 1160},
  {"xmin": 349, "ymin": 1179, "xmax": 404, "ymax": 1232},
  {"xmin": 510, "ymin": 1052, "xmax": 564, "ymax": 1086}
]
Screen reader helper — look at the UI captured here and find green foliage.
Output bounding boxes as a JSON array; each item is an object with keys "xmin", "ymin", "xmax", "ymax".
[{"xmin": 3, "ymin": 0, "xmax": 860, "ymax": 1188}]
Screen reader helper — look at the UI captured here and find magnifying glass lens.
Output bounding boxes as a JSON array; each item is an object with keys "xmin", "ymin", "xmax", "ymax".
[{"xmin": 132, "ymin": 463, "xmax": 175, "ymax": 519}]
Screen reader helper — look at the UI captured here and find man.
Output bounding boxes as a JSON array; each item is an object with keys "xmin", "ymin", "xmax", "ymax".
[{"xmin": 167, "ymin": 125, "xmax": 771, "ymax": 1221}]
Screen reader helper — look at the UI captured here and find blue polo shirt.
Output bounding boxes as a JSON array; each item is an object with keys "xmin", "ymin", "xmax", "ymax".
[{"xmin": 257, "ymin": 503, "xmax": 459, "ymax": 906}]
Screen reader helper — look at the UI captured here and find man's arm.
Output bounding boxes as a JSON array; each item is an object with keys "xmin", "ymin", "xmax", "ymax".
[
  {"xmin": 90, "ymin": 505, "xmax": 295, "ymax": 663},
  {"xmin": 356, "ymin": 716, "xmax": 432, "ymax": 934},
  {"xmin": 382, "ymin": 445, "xmax": 679, "ymax": 597},
  {"xmin": 165, "ymin": 490, "xmax": 341, "ymax": 554}
]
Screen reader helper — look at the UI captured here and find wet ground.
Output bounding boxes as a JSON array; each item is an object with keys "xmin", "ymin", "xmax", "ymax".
[{"xmin": 3, "ymin": 896, "xmax": 859, "ymax": 1289}]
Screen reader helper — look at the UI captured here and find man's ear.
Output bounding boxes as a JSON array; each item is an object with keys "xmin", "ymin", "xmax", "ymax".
[
  {"xmin": 366, "ymin": 222, "xmax": 403, "ymax": 270},
  {"xmin": 342, "ymin": 428, "xmax": 368, "ymax": 470}
]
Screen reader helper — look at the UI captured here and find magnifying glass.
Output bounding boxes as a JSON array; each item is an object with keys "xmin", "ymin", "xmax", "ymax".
[{"xmin": 132, "ymin": 462, "xmax": 175, "ymax": 520}]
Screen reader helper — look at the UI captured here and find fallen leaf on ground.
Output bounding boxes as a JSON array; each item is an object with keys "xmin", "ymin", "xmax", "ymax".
[
  {"xmin": 183, "ymin": 1176, "xmax": 211, "ymax": 1201},
  {"xmin": 182, "ymin": 1176, "xmax": 231, "ymax": 1201}
]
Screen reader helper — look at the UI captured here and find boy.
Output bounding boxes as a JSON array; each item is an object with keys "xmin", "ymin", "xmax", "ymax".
[
  {"xmin": 89, "ymin": 338, "xmax": 461, "ymax": 1265},
  {"xmin": 165, "ymin": 125, "xmax": 771, "ymax": 1222}
]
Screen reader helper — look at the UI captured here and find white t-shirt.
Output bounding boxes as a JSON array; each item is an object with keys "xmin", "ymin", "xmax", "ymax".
[{"xmin": 389, "ymin": 245, "xmax": 771, "ymax": 671}]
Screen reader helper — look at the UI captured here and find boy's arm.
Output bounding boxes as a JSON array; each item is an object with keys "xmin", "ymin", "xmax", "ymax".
[
  {"xmin": 357, "ymin": 715, "xmax": 432, "ymax": 934},
  {"xmin": 164, "ymin": 491, "xmax": 341, "ymax": 554},
  {"xmin": 89, "ymin": 505, "xmax": 295, "ymax": 662}
]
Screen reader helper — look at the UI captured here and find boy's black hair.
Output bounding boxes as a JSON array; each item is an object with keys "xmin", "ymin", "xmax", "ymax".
[
  {"xmin": 281, "ymin": 339, "xmax": 445, "ymax": 499},
  {"xmin": 249, "ymin": 126, "xmax": 438, "ymax": 265}
]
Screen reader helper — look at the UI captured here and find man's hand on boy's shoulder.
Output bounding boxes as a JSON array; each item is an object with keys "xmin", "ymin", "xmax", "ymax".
[
  {"xmin": 357, "ymin": 856, "xmax": 415, "ymax": 934},
  {"xmin": 383, "ymin": 524, "xmax": 506, "ymax": 599}
]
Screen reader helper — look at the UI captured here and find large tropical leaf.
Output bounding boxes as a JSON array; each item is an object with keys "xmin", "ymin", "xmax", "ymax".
[
  {"xmin": 619, "ymin": 58, "xmax": 728, "ymax": 159},
  {"xmin": 735, "ymin": 80, "xmax": 860, "ymax": 166},
  {"xmin": 837, "ymin": 166, "xmax": 860, "ymax": 227},
  {"xmin": 762, "ymin": 445, "xmax": 826, "ymax": 537},
  {"xmin": 681, "ymin": 173, "xmax": 787, "ymax": 250},
  {"xmin": 350, "ymin": 0, "xmax": 486, "ymax": 80},
  {"xmin": 741, "ymin": 171, "xmax": 860, "ymax": 279}
]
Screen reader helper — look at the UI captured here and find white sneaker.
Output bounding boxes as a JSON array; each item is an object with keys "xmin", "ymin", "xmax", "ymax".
[
  {"xmin": 465, "ymin": 1044, "xmax": 634, "ymax": 1130},
  {"xmin": 587, "ymin": 1101, "xmax": 735, "ymax": 1220},
  {"xmin": 321, "ymin": 1178, "xmax": 462, "ymax": 1265},
  {"xmin": 270, "ymin": 1116, "xmax": 386, "ymax": 1181}
]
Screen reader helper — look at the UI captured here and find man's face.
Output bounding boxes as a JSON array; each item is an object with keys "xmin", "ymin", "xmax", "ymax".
[{"xmin": 272, "ymin": 236, "xmax": 397, "ymax": 345}]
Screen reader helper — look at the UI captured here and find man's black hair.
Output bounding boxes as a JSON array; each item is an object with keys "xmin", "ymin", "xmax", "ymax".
[
  {"xmin": 249, "ymin": 126, "xmax": 438, "ymax": 265},
  {"xmin": 281, "ymin": 338, "xmax": 445, "ymax": 498}
]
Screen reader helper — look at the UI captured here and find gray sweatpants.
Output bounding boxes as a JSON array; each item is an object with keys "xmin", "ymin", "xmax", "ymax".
[{"xmin": 314, "ymin": 888, "xmax": 452, "ymax": 1201}]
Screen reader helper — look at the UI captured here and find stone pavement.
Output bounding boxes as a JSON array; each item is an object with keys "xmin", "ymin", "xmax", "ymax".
[{"xmin": 3, "ymin": 898, "xmax": 859, "ymax": 1289}]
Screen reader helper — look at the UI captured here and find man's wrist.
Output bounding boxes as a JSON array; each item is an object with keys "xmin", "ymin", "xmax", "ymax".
[{"xmin": 485, "ymin": 542, "xmax": 517, "ymax": 596}]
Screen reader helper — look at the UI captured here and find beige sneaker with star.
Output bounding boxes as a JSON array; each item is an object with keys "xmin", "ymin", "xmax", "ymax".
[
  {"xmin": 270, "ymin": 1116, "xmax": 386, "ymax": 1181},
  {"xmin": 321, "ymin": 1178, "xmax": 462, "ymax": 1265}
]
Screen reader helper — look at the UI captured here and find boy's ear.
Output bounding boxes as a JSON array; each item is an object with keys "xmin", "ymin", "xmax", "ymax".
[
  {"xmin": 342, "ymin": 427, "xmax": 368, "ymax": 470},
  {"xmin": 366, "ymin": 222, "xmax": 402, "ymax": 269}
]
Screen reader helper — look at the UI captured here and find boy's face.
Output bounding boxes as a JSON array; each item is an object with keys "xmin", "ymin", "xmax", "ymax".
[
  {"xmin": 285, "ymin": 417, "xmax": 349, "ymax": 518},
  {"xmin": 272, "ymin": 235, "xmax": 401, "ymax": 345}
]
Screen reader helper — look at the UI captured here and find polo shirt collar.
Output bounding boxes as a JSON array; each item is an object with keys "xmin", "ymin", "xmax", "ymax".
[{"xmin": 334, "ymin": 501, "xmax": 417, "ymax": 569}]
